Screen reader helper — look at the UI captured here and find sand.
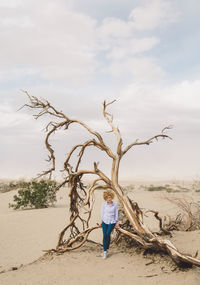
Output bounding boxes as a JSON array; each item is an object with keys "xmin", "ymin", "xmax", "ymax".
[{"xmin": 0, "ymin": 181, "xmax": 200, "ymax": 284}]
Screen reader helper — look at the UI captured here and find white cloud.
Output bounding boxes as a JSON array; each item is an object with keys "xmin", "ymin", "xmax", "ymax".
[
  {"xmin": 1, "ymin": 16, "xmax": 33, "ymax": 28},
  {"xmin": 0, "ymin": 103, "xmax": 30, "ymax": 129},
  {"xmin": 130, "ymin": 37, "xmax": 160, "ymax": 54},
  {"xmin": 118, "ymin": 79, "xmax": 200, "ymax": 132},
  {"xmin": 0, "ymin": 67, "xmax": 38, "ymax": 82},
  {"xmin": 129, "ymin": 0, "xmax": 179, "ymax": 30},
  {"xmin": 96, "ymin": 11, "xmax": 163, "ymax": 82},
  {"xmin": 97, "ymin": 18, "xmax": 133, "ymax": 39},
  {"xmin": 164, "ymin": 80, "xmax": 200, "ymax": 110},
  {"xmin": 0, "ymin": 0, "xmax": 97, "ymax": 83},
  {"xmin": 106, "ymin": 56, "xmax": 164, "ymax": 82},
  {"xmin": 114, "ymin": 79, "xmax": 200, "ymax": 179},
  {"xmin": 0, "ymin": 0, "xmax": 180, "ymax": 85},
  {"xmin": 0, "ymin": 0, "xmax": 23, "ymax": 8},
  {"xmin": 127, "ymin": 56, "xmax": 165, "ymax": 81},
  {"xmin": 106, "ymin": 37, "xmax": 160, "ymax": 60}
]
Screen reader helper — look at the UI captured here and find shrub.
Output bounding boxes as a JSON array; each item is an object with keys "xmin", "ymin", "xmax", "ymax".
[
  {"xmin": 192, "ymin": 178, "xmax": 200, "ymax": 192},
  {"xmin": 147, "ymin": 185, "xmax": 167, "ymax": 191},
  {"xmin": 162, "ymin": 194, "xmax": 200, "ymax": 231},
  {"xmin": 145, "ymin": 184, "xmax": 186, "ymax": 193},
  {"xmin": 9, "ymin": 180, "xmax": 57, "ymax": 210}
]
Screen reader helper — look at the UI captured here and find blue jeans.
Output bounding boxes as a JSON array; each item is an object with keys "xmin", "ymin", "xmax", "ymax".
[{"xmin": 102, "ymin": 222, "xmax": 116, "ymax": 251}]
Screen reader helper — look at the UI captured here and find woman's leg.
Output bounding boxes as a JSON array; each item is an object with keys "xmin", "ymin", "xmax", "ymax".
[
  {"xmin": 101, "ymin": 222, "xmax": 109, "ymax": 251},
  {"xmin": 106, "ymin": 223, "xmax": 115, "ymax": 250}
]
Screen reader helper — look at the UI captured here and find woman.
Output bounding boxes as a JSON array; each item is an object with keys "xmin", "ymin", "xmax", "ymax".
[{"xmin": 99, "ymin": 190, "xmax": 119, "ymax": 259}]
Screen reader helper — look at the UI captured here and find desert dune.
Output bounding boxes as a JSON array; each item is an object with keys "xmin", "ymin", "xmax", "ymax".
[{"xmin": 0, "ymin": 180, "xmax": 200, "ymax": 285}]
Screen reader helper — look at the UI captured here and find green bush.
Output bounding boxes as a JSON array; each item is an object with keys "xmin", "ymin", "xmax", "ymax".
[
  {"xmin": 146, "ymin": 185, "xmax": 167, "ymax": 191},
  {"xmin": 9, "ymin": 180, "xmax": 57, "ymax": 210}
]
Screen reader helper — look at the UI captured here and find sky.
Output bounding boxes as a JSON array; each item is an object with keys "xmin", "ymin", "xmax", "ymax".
[{"xmin": 0, "ymin": 0, "xmax": 200, "ymax": 181}]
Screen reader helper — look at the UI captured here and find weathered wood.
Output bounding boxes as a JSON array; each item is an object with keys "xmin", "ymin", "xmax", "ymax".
[{"xmin": 22, "ymin": 91, "xmax": 200, "ymax": 268}]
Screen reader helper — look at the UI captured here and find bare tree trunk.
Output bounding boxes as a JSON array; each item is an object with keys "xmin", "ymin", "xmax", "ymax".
[{"xmin": 22, "ymin": 91, "xmax": 200, "ymax": 268}]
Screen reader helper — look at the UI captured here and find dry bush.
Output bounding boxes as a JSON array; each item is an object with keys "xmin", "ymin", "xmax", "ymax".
[
  {"xmin": 162, "ymin": 195, "xmax": 200, "ymax": 231},
  {"xmin": 192, "ymin": 178, "xmax": 200, "ymax": 192}
]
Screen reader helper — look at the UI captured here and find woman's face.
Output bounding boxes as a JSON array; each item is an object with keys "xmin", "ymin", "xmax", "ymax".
[{"xmin": 106, "ymin": 195, "xmax": 113, "ymax": 203}]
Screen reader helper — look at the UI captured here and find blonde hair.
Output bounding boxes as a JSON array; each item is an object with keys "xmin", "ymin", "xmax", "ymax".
[{"xmin": 103, "ymin": 190, "xmax": 115, "ymax": 200}]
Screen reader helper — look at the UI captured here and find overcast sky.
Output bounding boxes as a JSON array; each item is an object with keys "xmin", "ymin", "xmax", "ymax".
[{"xmin": 0, "ymin": 0, "xmax": 200, "ymax": 181}]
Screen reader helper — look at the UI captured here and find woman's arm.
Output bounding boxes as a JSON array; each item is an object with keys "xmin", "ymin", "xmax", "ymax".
[{"xmin": 99, "ymin": 203, "xmax": 105, "ymax": 227}]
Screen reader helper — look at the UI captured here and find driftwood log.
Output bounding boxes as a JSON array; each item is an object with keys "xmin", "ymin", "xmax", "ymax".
[{"xmin": 21, "ymin": 91, "xmax": 200, "ymax": 268}]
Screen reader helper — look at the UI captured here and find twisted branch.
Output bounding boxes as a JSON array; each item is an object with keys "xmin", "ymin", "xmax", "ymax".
[{"xmin": 123, "ymin": 128, "xmax": 172, "ymax": 156}]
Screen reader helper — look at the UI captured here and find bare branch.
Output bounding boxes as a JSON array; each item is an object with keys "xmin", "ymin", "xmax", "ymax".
[
  {"xmin": 22, "ymin": 91, "xmax": 116, "ymax": 164},
  {"xmin": 117, "ymin": 227, "xmax": 152, "ymax": 248},
  {"xmin": 57, "ymin": 225, "xmax": 100, "ymax": 253},
  {"xmin": 84, "ymin": 178, "xmax": 106, "ymax": 206},
  {"xmin": 56, "ymin": 214, "xmax": 78, "ymax": 249},
  {"xmin": 123, "ymin": 127, "xmax": 173, "ymax": 156},
  {"xmin": 146, "ymin": 210, "xmax": 172, "ymax": 237},
  {"xmin": 162, "ymin": 125, "xmax": 173, "ymax": 133},
  {"xmin": 103, "ymin": 100, "xmax": 123, "ymax": 156}
]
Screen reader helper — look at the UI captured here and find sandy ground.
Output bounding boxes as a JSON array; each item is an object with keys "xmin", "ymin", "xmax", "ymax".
[{"xmin": 0, "ymin": 181, "xmax": 200, "ymax": 284}]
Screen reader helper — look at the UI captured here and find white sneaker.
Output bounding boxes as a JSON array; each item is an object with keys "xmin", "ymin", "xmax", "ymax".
[{"xmin": 102, "ymin": 251, "xmax": 107, "ymax": 259}]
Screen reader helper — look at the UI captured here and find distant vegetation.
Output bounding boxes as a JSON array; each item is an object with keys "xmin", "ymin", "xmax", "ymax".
[
  {"xmin": 0, "ymin": 179, "xmax": 26, "ymax": 193},
  {"xmin": 144, "ymin": 184, "xmax": 189, "ymax": 193},
  {"xmin": 123, "ymin": 184, "xmax": 135, "ymax": 193},
  {"xmin": 9, "ymin": 180, "xmax": 57, "ymax": 210},
  {"xmin": 192, "ymin": 178, "xmax": 200, "ymax": 192}
]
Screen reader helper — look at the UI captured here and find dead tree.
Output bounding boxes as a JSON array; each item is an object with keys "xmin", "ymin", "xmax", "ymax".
[{"xmin": 21, "ymin": 90, "xmax": 200, "ymax": 268}]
